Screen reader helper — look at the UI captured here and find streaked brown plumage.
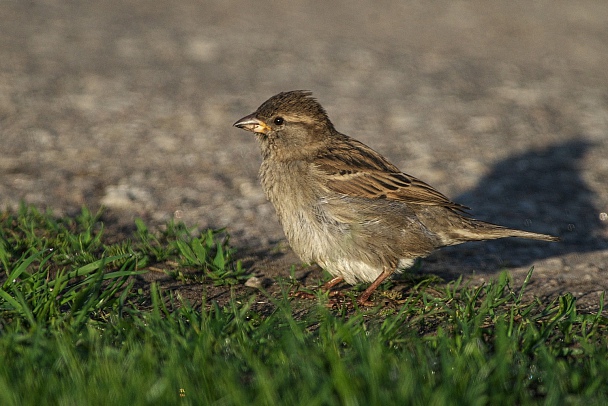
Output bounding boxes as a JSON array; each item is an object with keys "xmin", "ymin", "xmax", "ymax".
[{"xmin": 234, "ymin": 90, "xmax": 558, "ymax": 305}]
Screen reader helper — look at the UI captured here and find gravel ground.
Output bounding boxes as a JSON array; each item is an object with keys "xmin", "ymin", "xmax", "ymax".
[{"xmin": 1, "ymin": 1, "xmax": 607, "ymax": 310}]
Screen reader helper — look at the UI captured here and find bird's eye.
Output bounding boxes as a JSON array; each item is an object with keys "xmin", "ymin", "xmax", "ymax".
[{"xmin": 273, "ymin": 117, "xmax": 284, "ymax": 125}]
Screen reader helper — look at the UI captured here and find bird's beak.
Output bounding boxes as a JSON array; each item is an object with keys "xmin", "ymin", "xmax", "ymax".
[{"xmin": 233, "ymin": 113, "xmax": 271, "ymax": 134}]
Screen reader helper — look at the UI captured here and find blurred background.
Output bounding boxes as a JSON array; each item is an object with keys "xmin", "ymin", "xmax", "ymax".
[{"xmin": 1, "ymin": 1, "xmax": 607, "ymax": 298}]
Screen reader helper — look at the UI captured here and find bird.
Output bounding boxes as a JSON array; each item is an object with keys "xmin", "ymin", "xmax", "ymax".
[{"xmin": 233, "ymin": 90, "xmax": 559, "ymax": 306}]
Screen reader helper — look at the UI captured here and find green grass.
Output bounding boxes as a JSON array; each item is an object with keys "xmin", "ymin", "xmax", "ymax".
[{"xmin": 1, "ymin": 205, "xmax": 607, "ymax": 405}]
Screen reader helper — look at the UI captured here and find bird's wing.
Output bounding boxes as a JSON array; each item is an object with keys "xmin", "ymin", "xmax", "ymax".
[{"xmin": 314, "ymin": 139, "xmax": 469, "ymax": 212}]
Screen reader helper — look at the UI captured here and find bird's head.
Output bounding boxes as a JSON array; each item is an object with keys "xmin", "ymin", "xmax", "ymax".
[{"xmin": 233, "ymin": 90, "xmax": 335, "ymax": 160}]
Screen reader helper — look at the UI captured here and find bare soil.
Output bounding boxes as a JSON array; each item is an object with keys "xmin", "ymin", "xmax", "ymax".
[{"xmin": 1, "ymin": 1, "xmax": 607, "ymax": 312}]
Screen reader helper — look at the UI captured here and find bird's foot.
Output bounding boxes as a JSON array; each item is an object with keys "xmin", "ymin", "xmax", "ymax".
[
  {"xmin": 291, "ymin": 288, "xmax": 384, "ymax": 308},
  {"xmin": 291, "ymin": 289, "xmax": 357, "ymax": 309},
  {"xmin": 290, "ymin": 290, "xmax": 315, "ymax": 300},
  {"xmin": 327, "ymin": 294, "xmax": 379, "ymax": 308},
  {"xmin": 356, "ymin": 298, "xmax": 377, "ymax": 307},
  {"xmin": 290, "ymin": 289, "xmax": 345, "ymax": 301}
]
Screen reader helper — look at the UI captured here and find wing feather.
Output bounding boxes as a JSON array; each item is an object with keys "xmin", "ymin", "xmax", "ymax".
[{"xmin": 314, "ymin": 138, "xmax": 469, "ymax": 212}]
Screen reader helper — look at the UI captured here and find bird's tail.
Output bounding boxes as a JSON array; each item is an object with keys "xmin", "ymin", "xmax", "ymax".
[{"xmin": 450, "ymin": 218, "xmax": 559, "ymax": 243}]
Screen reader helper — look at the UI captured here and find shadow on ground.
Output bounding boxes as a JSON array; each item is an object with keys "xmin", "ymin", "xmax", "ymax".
[{"xmin": 423, "ymin": 139, "xmax": 607, "ymax": 279}]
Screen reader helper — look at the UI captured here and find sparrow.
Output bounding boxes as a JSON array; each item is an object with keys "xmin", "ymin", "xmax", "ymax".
[{"xmin": 234, "ymin": 90, "xmax": 559, "ymax": 306}]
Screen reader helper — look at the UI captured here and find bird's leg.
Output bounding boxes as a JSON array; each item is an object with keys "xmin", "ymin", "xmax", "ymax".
[
  {"xmin": 322, "ymin": 276, "xmax": 345, "ymax": 295},
  {"xmin": 293, "ymin": 276, "xmax": 345, "ymax": 300},
  {"xmin": 357, "ymin": 268, "xmax": 393, "ymax": 306}
]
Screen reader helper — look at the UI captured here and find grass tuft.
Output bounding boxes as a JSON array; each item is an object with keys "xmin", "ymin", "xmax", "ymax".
[{"xmin": 0, "ymin": 204, "xmax": 607, "ymax": 404}]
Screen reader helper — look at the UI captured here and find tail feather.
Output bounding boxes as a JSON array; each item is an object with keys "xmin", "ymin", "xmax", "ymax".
[{"xmin": 451, "ymin": 219, "xmax": 559, "ymax": 243}]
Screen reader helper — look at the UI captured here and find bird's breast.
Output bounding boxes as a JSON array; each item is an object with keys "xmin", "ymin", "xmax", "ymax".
[{"xmin": 259, "ymin": 160, "xmax": 340, "ymax": 261}]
